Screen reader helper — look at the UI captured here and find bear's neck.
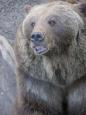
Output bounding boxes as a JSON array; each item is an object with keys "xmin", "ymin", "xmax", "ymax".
[{"xmin": 43, "ymin": 39, "xmax": 86, "ymax": 85}]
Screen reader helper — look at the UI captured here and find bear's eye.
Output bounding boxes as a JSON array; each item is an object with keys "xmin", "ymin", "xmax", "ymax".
[
  {"xmin": 48, "ymin": 20, "xmax": 56, "ymax": 26},
  {"xmin": 31, "ymin": 22, "xmax": 35, "ymax": 27}
]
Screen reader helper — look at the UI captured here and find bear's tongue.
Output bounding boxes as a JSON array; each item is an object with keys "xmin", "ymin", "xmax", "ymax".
[{"xmin": 33, "ymin": 45, "xmax": 48, "ymax": 55}]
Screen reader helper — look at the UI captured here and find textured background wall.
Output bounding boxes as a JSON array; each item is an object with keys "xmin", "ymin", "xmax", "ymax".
[{"xmin": 0, "ymin": 0, "xmax": 47, "ymax": 41}]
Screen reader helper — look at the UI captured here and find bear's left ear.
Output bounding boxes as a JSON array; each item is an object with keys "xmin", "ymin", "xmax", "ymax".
[
  {"xmin": 73, "ymin": 2, "xmax": 86, "ymax": 17},
  {"xmin": 78, "ymin": 2, "xmax": 86, "ymax": 17},
  {"xmin": 24, "ymin": 5, "xmax": 32, "ymax": 14}
]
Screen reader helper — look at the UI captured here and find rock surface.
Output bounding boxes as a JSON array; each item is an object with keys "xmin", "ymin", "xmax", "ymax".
[
  {"xmin": 0, "ymin": 0, "xmax": 47, "ymax": 40},
  {"xmin": 0, "ymin": 35, "xmax": 16, "ymax": 115}
]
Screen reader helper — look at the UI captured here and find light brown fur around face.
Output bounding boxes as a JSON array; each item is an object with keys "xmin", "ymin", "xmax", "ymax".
[{"xmin": 15, "ymin": 1, "xmax": 86, "ymax": 115}]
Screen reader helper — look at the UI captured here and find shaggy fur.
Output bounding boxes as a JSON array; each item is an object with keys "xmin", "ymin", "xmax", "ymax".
[{"xmin": 15, "ymin": 1, "xmax": 86, "ymax": 115}]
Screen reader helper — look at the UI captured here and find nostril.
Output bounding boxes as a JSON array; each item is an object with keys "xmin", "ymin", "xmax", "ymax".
[
  {"xmin": 36, "ymin": 34, "xmax": 42, "ymax": 39},
  {"xmin": 31, "ymin": 34, "xmax": 36, "ymax": 42},
  {"xmin": 31, "ymin": 34, "xmax": 35, "ymax": 40}
]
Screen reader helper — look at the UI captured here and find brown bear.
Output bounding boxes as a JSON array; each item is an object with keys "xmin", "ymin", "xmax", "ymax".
[{"xmin": 15, "ymin": 1, "xmax": 86, "ymax": 115}]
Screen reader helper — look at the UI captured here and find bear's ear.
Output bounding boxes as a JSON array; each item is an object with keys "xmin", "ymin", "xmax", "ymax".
[
  {"xmin": 24, "ymin": 5, "xmax": 32, "ymax": 14},
  {"xmin": 79, "ymin": 3, "xmax": 86, "ymax": 17},
  {"xmin": 67, "ymin": 0, "xmax": 77, "ymax": 4},
  {"xmin": 73, "ymin": 2, "xmax": 86, "ymax": 17}
]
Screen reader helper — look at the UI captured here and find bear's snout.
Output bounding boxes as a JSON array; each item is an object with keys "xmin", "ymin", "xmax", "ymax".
[
  {"xmin": 31, "ymin": 32, "xmax": 44, "ymax": 43},
  {"xmin": 30, "ymin": 32, "xmax": 48, "ymax": 55}
]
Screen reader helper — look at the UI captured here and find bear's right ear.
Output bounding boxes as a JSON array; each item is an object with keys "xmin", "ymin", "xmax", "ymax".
[
  {"xmin": 79, "ymin": 2, "xmax": 86, "ymax": 17},
  {"xmin": 67, "ymin": 0, "xmax": 77, "ymax": 4},
  {"xmin": 73, "ymin": 2, "xmax": 86, "ymax": 17},
  {"xmin": 24, "ymin": 5, "xmax": 32, "ymax": 14}
]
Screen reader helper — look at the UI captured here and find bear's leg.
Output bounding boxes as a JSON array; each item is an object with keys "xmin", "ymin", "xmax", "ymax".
[
  {"xmin": 26, "ymin": 75, "xmax": 65, "ymax": 115},
  {"xmin": 15, "ymin": 68, "xmax": 65, "ymax": 115},
  {"xmin": 67, "ymin": 75, "xmax": 86, "ymax": 115}
]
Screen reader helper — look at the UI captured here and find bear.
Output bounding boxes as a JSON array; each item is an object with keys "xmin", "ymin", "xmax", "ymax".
[{"xmin": 15, "ymin": 1, "xmax": 86, "ymax": 115}]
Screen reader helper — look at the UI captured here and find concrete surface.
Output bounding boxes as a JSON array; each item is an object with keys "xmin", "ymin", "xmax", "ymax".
[{"xmin": 0, "ymin": 0, "xmax": 47, "ymax": 40}]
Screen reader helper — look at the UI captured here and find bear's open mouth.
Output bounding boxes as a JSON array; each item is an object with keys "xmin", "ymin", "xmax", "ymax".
[
  {"xmin": 31, "ymin": 41, "xmax": 48, "ymax": 55},
  {"xmin": 33, "ymin": 45, "xmax": 48, "ymax": 55}
]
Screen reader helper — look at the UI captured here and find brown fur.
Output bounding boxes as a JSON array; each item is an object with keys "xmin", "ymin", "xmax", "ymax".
[{"xmin": 15, "ymin": 1, "xmax": 86, "ymax": 115}]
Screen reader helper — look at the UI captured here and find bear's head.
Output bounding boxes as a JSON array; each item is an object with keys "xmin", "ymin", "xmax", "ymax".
[{"xmin": 23, "ymin": 1, "xmax": 86, "ymax": 56}]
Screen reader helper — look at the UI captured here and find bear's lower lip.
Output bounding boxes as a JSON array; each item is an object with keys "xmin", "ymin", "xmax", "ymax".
[{"xmin": 33, "ymin": 46, "xmax": 48, "ymax": 55}]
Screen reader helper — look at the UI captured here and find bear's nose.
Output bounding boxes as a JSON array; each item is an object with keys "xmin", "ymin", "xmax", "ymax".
[{"xmin": 31, "ymin": 32, "xmax": 44, "ymax": 43}]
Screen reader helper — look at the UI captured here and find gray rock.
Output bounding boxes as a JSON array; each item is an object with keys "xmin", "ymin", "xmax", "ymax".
[
  {"xmin": 0, "ymin": 35, "xmax": 16, "ymax": 115},
  {"xmin": 0, "ymin": 0, "xmax": 47, "ymax": 40}
]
